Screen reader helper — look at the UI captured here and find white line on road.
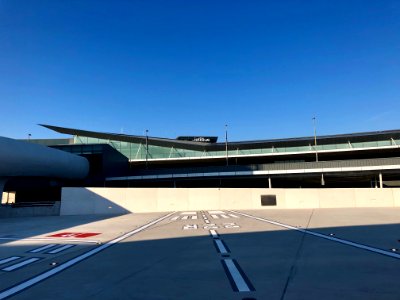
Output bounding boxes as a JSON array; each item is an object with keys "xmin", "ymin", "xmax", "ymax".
[
  {"xmin": 209, "ymin": 230, "xmax": 219, "ymax": 239},
  {"xmin": 183, "ymin": 224, "xmax": 198, "ymax": 230},
  {"xmin": 182, "ymin": 216, "xmax": 189, "ymax": 220},
  {"xmin": 228, "ymin": 214, "xmax": 239, "ymax": 218},
  {"xmin": 0, "ymin": 257, "xmax": 21, "ymax": 265},
  {"xmin": 191, "ymin": 215, "xmax": 198, "ymax": 220},
  {"xmin": 46, "ymin": 244, "xmax": 75, "ymax": 254},
  {"xmin": 211, "ymin": 215, "xmax": 219, "ymax": 219},
  {"xmin": 2, "ymin": 258, "xmax": 41, "ymax": 272},
  {"xmin": 230, "ymin": 210, "xmax": 400, "ymax": 260},
  {"xmin": 0, "ymin": 212, "xmax": 175, "ymax": 299},
  {"xmin": 220, "ymin": 214, "xmax": 229, "ymax": 219},
  {"xmin": 29, "ymin": 244, "xmax": 58, "ymax": 253},
  {"xmin": 170, "ymin": 216, "xmax": 179, "ymax": 221},
  {"xmin": 0, "ymin": 237, "xmax": 99, "ymax": 244},
  {"xmin": 222, "ymin": 259, "xmax": 253, "ymax": 292},
  {"xmin": 209, "ymin": 211, "xmax": 225, "ymax": 214},
  {"xmin": 215, "ymin": 239, "xmax": 229, "ymax": 254}
]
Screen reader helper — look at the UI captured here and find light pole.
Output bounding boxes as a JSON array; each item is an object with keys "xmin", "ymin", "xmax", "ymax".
[
  {"xmin": 145, "ymin": 129, "xmax": 149, "ymax": 168},
  {"xmin": 312, "ymin": 117, "xmax": 318, "ymax": 162},
  {"xmin": 225, "ymin": 124, "xmax": 228, "ymax": 166}
]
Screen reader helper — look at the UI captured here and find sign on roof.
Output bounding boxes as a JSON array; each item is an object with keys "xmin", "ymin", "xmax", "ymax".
[{"xmin": 176, "ymin": 136, "xmax": 218, "ymax": 143}]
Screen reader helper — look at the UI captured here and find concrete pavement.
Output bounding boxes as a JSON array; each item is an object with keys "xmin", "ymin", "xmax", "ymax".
[{"xmin": 1, "ymin": 208, "xmax": 400, "ymax": 299}]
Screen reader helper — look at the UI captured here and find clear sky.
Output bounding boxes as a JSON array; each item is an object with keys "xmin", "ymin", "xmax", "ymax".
[{"xmin": 0, "ymin": 0, "xmax": 399, "ymax": 141}]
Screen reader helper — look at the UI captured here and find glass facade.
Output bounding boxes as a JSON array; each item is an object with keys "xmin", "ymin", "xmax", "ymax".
[{"xmin": 73, "ymin": 135, "xmax": 400, "ymax": 161}]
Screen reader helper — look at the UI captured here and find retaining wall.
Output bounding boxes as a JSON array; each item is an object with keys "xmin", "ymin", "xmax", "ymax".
[
  {"xmin": 60, "ymin": 188, "xmax": 400, "ymax": 215},
  {"xmin": 0, "ymin": 201, "xmax": 61, "ymax": 218}
]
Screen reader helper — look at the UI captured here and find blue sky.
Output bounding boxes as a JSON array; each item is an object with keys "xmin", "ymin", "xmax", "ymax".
[{"xmin": 0, "ymin": 0, "xmax": 399, "ymax": 141}]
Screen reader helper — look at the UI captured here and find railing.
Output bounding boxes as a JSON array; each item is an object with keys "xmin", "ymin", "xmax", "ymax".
[{"xmin": 131, "ymin": 157, "xmax": 400, "ymax": 177}]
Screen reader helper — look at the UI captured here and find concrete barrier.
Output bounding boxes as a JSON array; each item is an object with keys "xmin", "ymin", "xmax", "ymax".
[
  {"xmin": 0, "ymin": 201, "xmax": 61, "ymax": 218},
  {"xmin": 60, "ymin": 187, "xmax": 400, "ymax": 215}
]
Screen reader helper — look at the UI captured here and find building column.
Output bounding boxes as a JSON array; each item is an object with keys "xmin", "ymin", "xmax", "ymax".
[
  {"xmin": 268, "ymin": 177, "xmax": 272, "ymax": 189},
  {"xmin": 0, "ymin": 177, "xmax": 7, "ymax": 204},
  {"xmin": 379, "ymin": 173, "xmax": 383, "ymax": 189}
]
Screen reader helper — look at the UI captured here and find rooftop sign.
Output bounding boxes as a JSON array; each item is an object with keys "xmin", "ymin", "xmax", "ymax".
[{"xmin": 176, "ymin": 136, "xmax": 218, "ymax": 143}]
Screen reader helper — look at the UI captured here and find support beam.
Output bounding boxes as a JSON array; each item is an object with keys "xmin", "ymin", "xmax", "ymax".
[
  {"xmin": 379, "ymin": 173, "xmax": 383, "ymax": 189},
  {"xmin": 268, "ymin": 177, "xmax": 272, "ymax": 189}
]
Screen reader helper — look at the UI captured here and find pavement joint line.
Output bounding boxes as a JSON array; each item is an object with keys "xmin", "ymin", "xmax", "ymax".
[
  {"xmin": 230, "ymin": 210, "xmax": 400, "ymax": 260},
  {"xmin": 0, "ymin": 211, "xmax": 175, "ymax": 300}
]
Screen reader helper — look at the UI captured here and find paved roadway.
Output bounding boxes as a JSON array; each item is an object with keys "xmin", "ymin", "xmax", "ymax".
[{"xmin": 1, "ymin": 208, "xmax": 400, "ymax": 299}]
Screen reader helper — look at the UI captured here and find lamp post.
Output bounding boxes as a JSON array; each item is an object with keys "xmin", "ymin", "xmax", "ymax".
[
  {"xmin": 145, "ymin": 129, "xmax": 149, "ymax": 168},
  {"xmin": 225, "ymin": 124, "xmax": 228, "ymax": 166},
  {"xmin": 312, "ymin": 117, "xmax": 318, "ymax": 162}
]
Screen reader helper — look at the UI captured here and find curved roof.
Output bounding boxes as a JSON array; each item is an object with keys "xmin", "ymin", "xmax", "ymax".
[{"xmin": 0, "ymin": 136, "xmax": 89, "ymax": 179}]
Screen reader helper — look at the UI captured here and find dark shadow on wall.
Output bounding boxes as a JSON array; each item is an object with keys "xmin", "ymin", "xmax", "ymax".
[
  {"xmin": 60, "ymin": 187, "xmax": 131, "ymax": 216},
  {"xmin": 0, "ymin": 187, "xmax": 131, "ymax": 218}
]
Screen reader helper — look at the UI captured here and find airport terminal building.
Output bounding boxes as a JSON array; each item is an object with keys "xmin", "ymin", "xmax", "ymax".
[
  {"xmin": 1, "ymin": 124, "xmax": 400, "ymax": 209},
  {"xmin": 34, "ymin": 125, "xmax": 400, "ymax": 187}
]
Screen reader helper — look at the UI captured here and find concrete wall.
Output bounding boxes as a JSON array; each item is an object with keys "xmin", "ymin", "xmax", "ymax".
[
  {"xmin": 60, "ymin": 187, "xmax": 400, "ymax": 215},
  {"xmin": 0, "ymin": 201, "xmax": 61, "ymax": 218}
]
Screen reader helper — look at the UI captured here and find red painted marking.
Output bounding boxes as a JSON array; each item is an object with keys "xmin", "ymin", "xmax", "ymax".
[{"xmin": 48, "ymin": 232, "xmax": 100, "ymax": 238}]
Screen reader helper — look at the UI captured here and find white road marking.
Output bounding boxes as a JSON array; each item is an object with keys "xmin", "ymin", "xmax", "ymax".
[
  {"xmin": 230, "ymin": 210, "xmax": 400, "ymax": 260},
  {"xmin": 0, "ymin": 237, "xmax": 99, "ymax": 244},
  {"xmin": 183, "ymin": 224, "xmax": 198, "ymax": 230},
  {"xmin": 209, "ymin": 230, "xmax": 219, "ymax": 239},
  {"xmin": 223, "ymin": 259, "xmax": 252, "ymax": 292},
  {"xmin": 29, "ymin": 244, "xmax": 58, "ymax": 253},
  {"xmin": 220, "ymin": 214, "xmax": 229, "ymax": 219},
  {"xmin": 182, "ymin": 216, "xmax": 189, "ymax": 220},
  {"xmin": 205, "ymin": 220, "xmax": 211, "ymax": 224},
  {"xmin": 211, "ymin": 215, "xmax": 219, "ymax": 219},
  {"xmin": 0, "ymin": 212, "xmax": 175, "ymax": 300},
  {"xmin": 191, "ymin": 215, "xmax": 198, "ymax": 220},
  {"xmin": 223, "ymin": 223, "xmax": 240, "ymax": 228},
  {"xmin": 215, "ymin": 240, "xmax": 229, "ymax": 254},
  {"xmin": 0, "ymin": 257, "xmax": 21, "ymax": 265},
  {"xmin": 208, "ymin": 211, "xmax": 225, "ymax": 214},
  {"xmin": 171, "ymin": 216, "xmax": 179, "ymax": 221},
  {"xmin": 203, "ymin": 224, "xmax": 218, "ymax": 229},
  {"xmin": 46, "ymin": 244, "xmax": 75, "ymax": 254},
  {"xmin": 228, "ymin": 214, "xmax": 239, "ymax": 218},
  {"xmin": 2, "ymin": 258, "xmax": 41, "ymax": 272},
  {"xmin": 181, "ymin": 212, "xmax": 196, "ymax": 215}
]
